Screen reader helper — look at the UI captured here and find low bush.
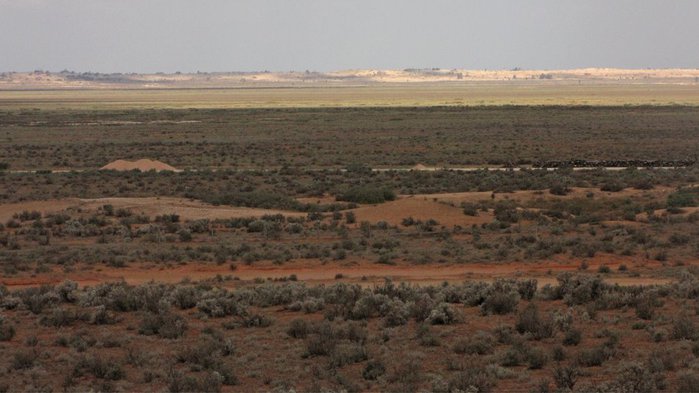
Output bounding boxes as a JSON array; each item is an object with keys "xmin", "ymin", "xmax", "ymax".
[
  {"xmin": 204, "ymin": 190, "xmax": 301, "ymax": 211},
  {"xmin": 11, "ymin": 351, "xmax": 36, "ymax": 370},
  {"xmin": 416, "ymin": 324, "xmax": 440, "ymax": 347},
  {"xmin": 553, "ymin": 366, "xmax": 579, "ymax": 390},
  {"xmin": 453, "ymin": 331, "xmax": 495, "ymax": 355},
  {"xmin": 462, "ymin": 203, "xmax": 479, "ymax": 216},
  {"xmin": 139, "ymin": 310, "xmax": 187, "ymax": 339},
  {"xmin": 40, "ymin": 308, "xmax": 86, "ymax": 327},
  {"xmin": 382, "ymin": 299, "xmax": 410, "ymax": 327},
  {"xmin": 527, "ymin": 347, "xmax": 548, "ymax": 369},
  {"xmin": 448, "ymin": 365, "xmax": 496, "ymax": 393},
  {"xmin": 610, "ymin": 362, "xmax": 657, "ymax": 393},
  {"xmin": 362, "ymin": 360, "xmax": 386, "ymax": 380},
  {"xmin": 0, "ymin": 320, "xmax": 15, "ymax": 341},
  {"xmin": 337, "ymin": 186, "xmax": 396, "ymax": 204},
  {"xmin": 330, "ymin": 342, "xmax": 368, "ymax": 367},
  {"xmin": 287, "ymin": 318, "xmax": 309, "ymax": 338},
  {"xmin": 500, "ymin": 346, "xmax": 526, "ymax": 367},
  {"xmin": 170, "ymin": 286, "xmax": 199, "ymax": 310},
  {"xmin": 635, "ymin": 295, "xmax": 656, "ymax": 320},
  {"xmin": 576, "ymin": 345, "xmax": 614, "ymax": 367},
  {"xmin": 667, "ymin": 187, "xmax": 699, "ymax": 208},
  {"xmin": 197, "ymin": 294, "xmax": 247, "ymax": 318},
  {"xmin": 545, "ymin": 273, "xmax": 606, "ymax": 306},
  {"xmin": 241, "ymin": 314, "xmax": 273, "ymax": 328},
  {"xmin": 480, "ymin": 291, "xmax": 519, "ymax": 315},
  {"xmin": 549, "ymin": 183, "xmax": 570, "ymax": 196},
  {"xmin": 304, "ymin": 333, "xmax": 335, "ymax": 357},
  {"xmin": 427, "ymin": 302, "xmax": 460, "ymax": 325},
  {"xmin": 515, "ymin": 304, "xmax": 555, "ymax": 340},
  {"xmin": 600, "ymin": 180, "xmax": 625, "ymax": 192},
  {"xmin": 552, "ymin": 345, "xmax": 566, "ymax": 362},
  {"xmin": 304, "ymin": 322, "xmax": 343, "ymax": 357},
  {"xmin": 576, "ymin": 349, "xmax": 601, "ymax": 368},
  {"xmin": 671, "ymin": 313, "xmax": 696, "ymax": 340},
  {"xmin": 167, "ymin": 370, "xmax": 224, "ymax": 393},
  {"xmin": 562, "ymin": 328, "xmax": 582, "ymax": 346},
  {"xmin": 73, "ymin": 355, "xmax": 125, "ymax": 380},
  {"xmin": 390, "ymin": 354, "xmax": 423, "ymax": 392}
]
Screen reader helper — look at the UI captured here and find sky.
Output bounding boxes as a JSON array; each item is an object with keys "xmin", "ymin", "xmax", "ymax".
[{"xmin": 1, "ymin": 0, "xmax": 698, "ymax": 73}]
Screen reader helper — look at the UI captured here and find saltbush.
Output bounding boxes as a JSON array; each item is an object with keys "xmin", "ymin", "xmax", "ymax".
[
  {"xmin": 337, "ymin": 186, "xmax": 396, "ymax": 204},
  {"xmin": 515, "ymin": 304, "xmax": 555, "ymax": 340},
  {"xmin": 139, "ymin": 310, "xmax": 187, "ymax": 339}
]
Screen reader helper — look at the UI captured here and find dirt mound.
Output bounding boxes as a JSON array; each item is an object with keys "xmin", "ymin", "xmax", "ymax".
[
  {"xmin": 412, "ymin": 163, "xmax": 429, "ymax": 171},
  {"xmin": 101, "ymin": 159, "xmax": 178, "ymax": 172}
]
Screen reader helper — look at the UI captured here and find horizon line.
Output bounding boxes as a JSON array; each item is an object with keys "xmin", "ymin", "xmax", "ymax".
[{"xmin": 4, "ymin": 67, "xmax": 699, "ymax": 75}]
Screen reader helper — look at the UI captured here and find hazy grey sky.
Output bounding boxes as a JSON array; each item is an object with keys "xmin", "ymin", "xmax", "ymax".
[{"xmin": 1, "ymin": 0, "xmax": 698, "ymax": 73}]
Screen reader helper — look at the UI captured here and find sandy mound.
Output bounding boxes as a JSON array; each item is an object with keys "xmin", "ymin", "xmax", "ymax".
[
  {"xmin": 101, "ymin": 159, "xmax": 179, "ymax": 172},
  {"xmin": 412, "ymin": 164, "xmax": 429, "ymax": 171}
]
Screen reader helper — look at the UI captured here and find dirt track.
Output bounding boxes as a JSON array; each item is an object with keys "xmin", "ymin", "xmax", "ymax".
[{"xmin": 0, "ymin": 258, "xmax": 673, "ymax": 289}]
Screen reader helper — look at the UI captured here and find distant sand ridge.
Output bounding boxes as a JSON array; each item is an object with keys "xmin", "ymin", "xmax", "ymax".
[{"xmin": 2, "ymin": 68, "xmax": 699, "ymax": 89}]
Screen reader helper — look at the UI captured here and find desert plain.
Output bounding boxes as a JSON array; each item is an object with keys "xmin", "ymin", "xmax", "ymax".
[{"xmin": 1, "ymin": 70, "xmax": 699, "ymax": 392}]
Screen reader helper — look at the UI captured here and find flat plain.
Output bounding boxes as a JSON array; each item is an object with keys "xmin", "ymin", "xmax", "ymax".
[
  {"xmin": 2, "ymin": 82, "xmax": 699, "ymax": 110},
  {"xmin": 2, "ymin": 77, "xmax": 699, "ymax": 392},
  {"xmin": 2, "ymin": 105, "xmax": 699, "ymax": 170}
]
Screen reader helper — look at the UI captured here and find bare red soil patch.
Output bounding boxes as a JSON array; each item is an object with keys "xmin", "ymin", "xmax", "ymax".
[{"xmin": 350, "ymin": 196, "xmax": 492, "ymax": 227}]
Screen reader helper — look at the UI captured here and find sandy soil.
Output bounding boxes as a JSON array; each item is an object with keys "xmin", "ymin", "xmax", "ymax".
[
  {"xmin": 0, "ymin": 197, "xmax": 305, "ymax": 223},
  {"xmin": 349, "ymin": 196, "xmax": 493, "ymax": 227},
  {"xmin": 100, "ymin": 159, "xmax": 179, "ymax": 172},
  {"xmin": 0, "ymin": 187, "xmax": 681, "ymax": 290},
  {"xmin": 3, "ymin": 186, "xmax": 664, "ymax": 224},
  {"xmin": 0, "ymin": 199, "xmax": 81, "ymax": 223},
  {"xmin": 304, "ymin": 186, "xmax": 672, "ymax": 229}
]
